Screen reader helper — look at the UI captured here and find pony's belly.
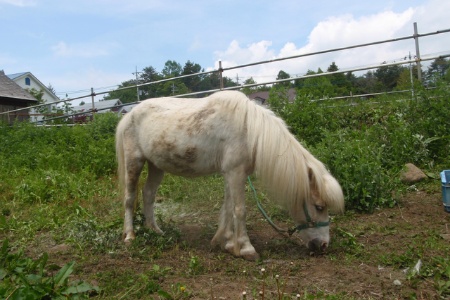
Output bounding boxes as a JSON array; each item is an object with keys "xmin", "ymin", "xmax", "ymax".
[{"xmin": 152, "ymin": 159, "xmax": 217, "ymax": 177}]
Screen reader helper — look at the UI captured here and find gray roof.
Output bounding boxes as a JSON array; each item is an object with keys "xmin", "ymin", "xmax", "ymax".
[
  {"xmin": 0, "ymin": 70, "xmax": 37, "ymax": 102},
  {"xmin": 6, "ymin": 72, "xmax": 27, "ymax": 80},
  {"xmin": 72, "ymin": 99, "xmax": 122, "ymax": 113},
  {"xmin": 248, "ymin": 88, "xmax": 297, "ymax": 104},
  {"xmin": 6, "ymin": 71, "xmax": 59, "ymax": 102}
]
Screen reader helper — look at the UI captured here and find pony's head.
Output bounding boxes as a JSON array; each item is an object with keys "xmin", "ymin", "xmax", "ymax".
[{"xmin": 293, "ymin": 170, "xmax": 344, "ymax": 252}]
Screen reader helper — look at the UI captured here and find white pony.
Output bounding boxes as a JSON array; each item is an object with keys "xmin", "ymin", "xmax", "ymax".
[{"xmin": 116, "ymin": 90, "xmax": 344, "ymax": 260}]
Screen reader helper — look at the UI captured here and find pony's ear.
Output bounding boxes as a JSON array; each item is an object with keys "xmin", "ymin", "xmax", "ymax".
[
  {"xmin": 308, "ymin": 167, "xmax": 313, "ymax": 181},
  {"xmin": 308, "ymin": 167, "xmax": 318, "ymax": 195},
  {"xmin": 308, "ymin": 167, "xmax": 316, "ymax": 188}
]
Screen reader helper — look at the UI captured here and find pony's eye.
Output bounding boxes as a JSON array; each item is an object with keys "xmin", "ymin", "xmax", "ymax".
[{"xmin": 315, "ymin": 205, "xmax": 324, "ymax": 212}]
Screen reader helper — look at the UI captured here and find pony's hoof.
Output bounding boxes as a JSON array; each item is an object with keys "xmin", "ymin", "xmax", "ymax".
[
  {"xmin": 242, "ymin": 251, "xmax": 260, "ymax": 261},
  {"xmin": 153, "ymin": 227, "xmax": 164, "ymax": 235},
  {"xmin": 123, "ymin": 232, "xmax": 135, "ymax": 243}
]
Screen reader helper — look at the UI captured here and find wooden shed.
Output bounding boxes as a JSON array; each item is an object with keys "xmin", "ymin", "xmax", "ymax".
[{"xmin": 0, "ymin": 70, "xmax": 37, "ymax": 123}]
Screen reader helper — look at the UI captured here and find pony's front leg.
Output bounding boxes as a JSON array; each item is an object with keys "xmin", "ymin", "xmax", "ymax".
[
  {"xmin": 142, "ymin": 163, "xmax": 164, "ymax": 234},
  {"xmin": 212, "ymin": 168, "xmax": 258, "ymax": 261}
]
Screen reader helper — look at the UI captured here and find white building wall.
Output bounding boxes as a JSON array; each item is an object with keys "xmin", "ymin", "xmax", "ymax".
[{"xmin": 13, "ymin": 74, "xmax": 59, "ymax": 122}]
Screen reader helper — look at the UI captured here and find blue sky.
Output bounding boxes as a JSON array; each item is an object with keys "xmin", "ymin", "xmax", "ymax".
[{"xmin": 1, "ymin": 0, "xmax": 449, "ymax": 102}]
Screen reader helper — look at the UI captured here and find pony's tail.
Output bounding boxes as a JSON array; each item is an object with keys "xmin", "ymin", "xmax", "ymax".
[{"xmin": 115, "ymin": 115, "xmax": 127, "ymax": 200}]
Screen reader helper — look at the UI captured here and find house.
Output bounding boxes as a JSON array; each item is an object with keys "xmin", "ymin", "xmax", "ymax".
[
  {"xmin": 120, "ymin": 103, "xmax": 138, "ymax": 113},
  {"xmin": 248, "ymin": 91, "xmax": 271, "ymax": 106},
  {"xmin": 71, "ymin": 98, "xmax": 125, "ymax": 122},
  {"xmin": 0, "ymin": 70, "xmax": 37, "ymax": 123},
  {"xmin": 7, "ymin": 71, "xmax": 59, "ymax": 122},
  {"xmin": 72, "ymin": 98, "xmax": 125, "ymax": 114},
  {"xmin": 248, "ymin": 88, "xmax": 297, "ymax": 106}
]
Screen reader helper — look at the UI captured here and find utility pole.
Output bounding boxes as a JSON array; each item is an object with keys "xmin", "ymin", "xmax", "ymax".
[
  {"xmin": 132, "ymin": 66, "xmax": 142, "ymax": 102},
  {"xmin": 171, "ymin": 83, "xmax": 177, "ymax": 95},
  {"xmin": 219, "ymin": 60, "xmax": 224, "ymax": 90}
]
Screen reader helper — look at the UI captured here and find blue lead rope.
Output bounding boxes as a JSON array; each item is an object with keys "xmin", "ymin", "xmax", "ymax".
[
  {"xmin": 247, "ymin": 176, "xmax": 330, "ymax": 235},
  {"xmin": 247, "ymin": 177, "xmax": 297, "ymax": 236}
]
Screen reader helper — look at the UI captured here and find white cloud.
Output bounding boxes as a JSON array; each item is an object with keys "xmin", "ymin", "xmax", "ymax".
[
  {"xmin": 51, "ymin": 41, "xmax": 114, "ymax": 58},
  {"xmin": 214, "ymin": 5, "xmax": 450, "ymax": 84}
]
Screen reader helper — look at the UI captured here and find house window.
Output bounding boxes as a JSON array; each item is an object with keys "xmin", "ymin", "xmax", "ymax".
[{"xmin": 25, "ymin": 77, "xmax": 31, "ymax": 86}]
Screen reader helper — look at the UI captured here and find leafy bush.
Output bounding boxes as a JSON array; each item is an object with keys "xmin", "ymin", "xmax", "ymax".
[
  {"xmin": 269, "ymin": 82, "xmax": 450, "ymax": 211},
  {"xmin": 0, "ymin": 240, "xmax": 99, "ymax": 299},
  {"xmin": 404, "ymin": 84, "xmax": 450, "ymax": 161},
  {"xmin": 313, "ymin": 129, "xmax": 396, "ymax": 211},
  {"xmin": 0, "ymin": 114, "xmax": 118, "ymax": 205}
]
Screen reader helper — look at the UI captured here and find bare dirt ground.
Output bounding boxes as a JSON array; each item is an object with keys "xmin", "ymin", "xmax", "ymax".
[{"xmin": 28, "ymin": 189, "xmax": 450, "ymax": 299}]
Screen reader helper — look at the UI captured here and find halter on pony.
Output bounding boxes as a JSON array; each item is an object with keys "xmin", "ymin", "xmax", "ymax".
[{"xmin": 248, "ymin": 177, "xmax": 330, "ymax": 236}]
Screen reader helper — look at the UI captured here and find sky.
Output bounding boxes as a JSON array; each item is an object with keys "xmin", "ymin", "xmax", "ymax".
[{"xmin": 1, "ymin": 0, "xmax": 449, "ymax": 103}]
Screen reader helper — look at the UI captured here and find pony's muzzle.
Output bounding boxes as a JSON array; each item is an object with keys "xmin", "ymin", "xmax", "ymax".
[{"xmin": 308, "ymin": 238, "xmax": 328, "ymax": 252}]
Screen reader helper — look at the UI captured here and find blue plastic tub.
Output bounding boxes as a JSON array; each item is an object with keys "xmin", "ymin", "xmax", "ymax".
[{"xmin": 440, "ymin": 170, "xmax": 450, "ymax": 213}]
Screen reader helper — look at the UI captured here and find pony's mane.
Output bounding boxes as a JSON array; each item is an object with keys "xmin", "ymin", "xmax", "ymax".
[{"xmin": 208, "ymin": 91, "xmax": 344, "ymax": 214}]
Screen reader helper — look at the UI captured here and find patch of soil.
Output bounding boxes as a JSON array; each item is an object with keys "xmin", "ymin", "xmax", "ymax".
[{"xmin": 27, "ymin": 190, "xmax": 450, "ymax": 299}]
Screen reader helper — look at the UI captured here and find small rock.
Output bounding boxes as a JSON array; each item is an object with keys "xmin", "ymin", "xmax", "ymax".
[
  {"xmin": 393, "ymin": 279, "xmax": 402, "ymax": 286},
  {"xmin": 440, "ymin": 233, "xmax": 450, "ymax": 241},
  {"xmin": 400, "ymin": 163, "xmax": 427, "ymax": 184},
  {"xmin": 48, "ymin": 244, "xmax": 70, "ymax": 253}
]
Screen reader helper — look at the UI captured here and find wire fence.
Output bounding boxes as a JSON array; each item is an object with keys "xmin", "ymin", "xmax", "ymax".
[{"xmin": 1, "ymin": 22, "xmax": 449, "ymax": 124}]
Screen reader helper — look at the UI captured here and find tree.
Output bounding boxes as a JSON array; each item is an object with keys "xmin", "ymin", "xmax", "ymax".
[
  {"xmin": 161, "ymin": 60, "xmax": 182, "ymax": 78},
  {"xmin": 28, "ymin": 88, "xmax": 50, "ymax": 117},
  {"xmin": 296, "ymin": 68, "xmax": 334, "ymax": 99},
  {"xmin": 276, "ymin": 70, "xmax": 291, "ymax": 87},
  {"xmin": 326, "ymin": 62, "xmax": 351, "ymax": 95},
  {"xmin": 444, "ymin": 67, "xmax": 450, "ymax": 83},
  {"xmin": 374, "ymin": 65, "xmax": 405, "ymax": 91},
  {"xmin": 395, "ymin": 65, "xmax": 421, "ymax": 91},
  {"xmin": 140, "ymin": 66, "xmax": 162, "ymax": 98},
  {"xmin": 345, "ymin": 72, "xmax": 358, "ymax": 94},
  {"xmin": 104, "ymin": 79, "xmax": 138, "ymax": 103},
  {"xmin": 182, "ymin": 60, "xmax": 203, "ymax": 92},
  {"xmin": 47, "ymin": 84, "xmax": 57, "ymax": 97},
  {"xmin": 159, "ymin": 81, "xmax": 189, "ymax": 96},
  {"xmin": 353, "ymin": 71, "xmax": 380, "ymax": 94},
  {"xmin": 426, "ymin": 57, "xmax": 449, "ymax": 85},
  {"xmin": 241, "ymin": 77, "xmax": 257, "ymax": 95}
]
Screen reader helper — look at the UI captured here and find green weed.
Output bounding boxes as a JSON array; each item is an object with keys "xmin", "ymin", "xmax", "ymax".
[{"xmin": 0, "ymin": 240, "xmax": 99, "ymax": 299}]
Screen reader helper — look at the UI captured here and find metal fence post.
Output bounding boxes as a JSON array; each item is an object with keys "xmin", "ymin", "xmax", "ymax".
[{"xmin": 413, "ymin": 22, "xmax": 423, "ymax": 82}]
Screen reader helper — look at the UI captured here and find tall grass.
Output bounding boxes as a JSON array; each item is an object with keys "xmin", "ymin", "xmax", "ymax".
[
  {"xmin": 1, "ymin": 86, "xmax": 449, "ymax": 212},
  {"xmin": 0, "ymin": 113, "xmax": 118, "ymax": 204}
]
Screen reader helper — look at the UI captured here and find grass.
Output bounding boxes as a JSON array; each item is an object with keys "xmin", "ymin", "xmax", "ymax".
[
  {"xmin": 2, "ymin": 179, "xmax": 449, "ymax": 298},
  {"xmin": 1, "ymin": 85, "xmax": 450, "ymax": 298}
]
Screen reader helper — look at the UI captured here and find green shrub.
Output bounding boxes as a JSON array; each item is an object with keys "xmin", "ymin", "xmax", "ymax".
[
  {"xmin": 312, "ymin": 129, "xmax": 397, "ymax": 211},
  {"xmin": 269, "ymin": 83, "xmax": 450, "ymax": 211}
]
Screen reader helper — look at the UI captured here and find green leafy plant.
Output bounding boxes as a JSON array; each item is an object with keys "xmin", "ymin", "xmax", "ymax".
[
  {"xmin": 187, "ymin": 255, "xmax": 204, "ymax": 276},
  {"xmin": 0, "ymin": 239, "xmax": 99, "ymax": 299}
]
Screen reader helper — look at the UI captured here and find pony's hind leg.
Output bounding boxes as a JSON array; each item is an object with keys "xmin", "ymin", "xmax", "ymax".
[
  {"xmin": 123, "ymin": 155, "xmax": 145, "ymax": 243},
  {"xmin": 142, "ymin": 163, "xmax": 165, "ymax": 234}
]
